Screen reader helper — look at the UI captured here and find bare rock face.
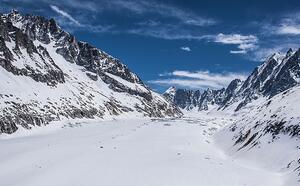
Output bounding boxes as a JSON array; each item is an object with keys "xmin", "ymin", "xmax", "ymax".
[
  {"xmin": 0, "ymin": 10, "xmax": 182, "ymax": 134},
  {"xmin": 0, "ymin": 14, "xmax": 65, "ymax": 86}
]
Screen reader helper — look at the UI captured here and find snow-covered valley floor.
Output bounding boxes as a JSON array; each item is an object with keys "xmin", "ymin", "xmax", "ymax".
[{"xmin": 0, "ymin": 114, "xmax": 285, "ymax": 186}]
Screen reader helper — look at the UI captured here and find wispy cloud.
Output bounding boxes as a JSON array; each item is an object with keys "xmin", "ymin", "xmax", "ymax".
[
  {"xmin": 264, "ymin": 11, "xmax": 300, "ymax": 35},
  {"xmin": 48, "ymin": 0, "xmax": 215, "ymax": 26},
  {"xmin": 108, "ymin": 0, "xmax": 216, "ymax": 26},
  {"xmin": 50, "ymin": 5, "xmax": 81, "ymax": 26},
  {"xmin": 109, "ymin": 0, "xmax": 217, "ymax": 41},
  {"xmin": 49, "ymin": 5, "xmax": 112, "ymax": 33},
  {"xmin": 246, "ymin": 11, "xmax": 300, "ymax": 60},
  {"xmin": 150, "ymin": 70, "xmax": 248, "ymax": 90},
  {"xmin": 276, "ymin": 25, "xmax": 300, "ymax": 35},
  {"xmin": 180, "ymin": 46, "xmax": 191, "ymax": 52},
  {"xmin": 262, "ymin": 23, "xmax": 300, "ymax": 36},
  {"xmin": 230, "ymin": 50, "xmax": 246, "ymax": 54},
  {"xmin": 46, "ymin": 1, "xmax": 217, "ymax": 39},
  {"xmin": 214, "ymin": 33, "xmax": 258, "ymax": 45},
  {"xmin": 128, "ymin": 26, "xmax": 212, "ymax": 40},
  {"xmin": 214, "ymin": 33, "xmax": 258, "ymax": 54},
  {"xmin": 2, "ymin": 0, "xmax": 298, "ymax": 62}
]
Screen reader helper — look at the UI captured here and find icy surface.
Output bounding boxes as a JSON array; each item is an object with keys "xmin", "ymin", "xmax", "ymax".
[{"xmin": 0, "ymin": 115, "xmax": 285, "ymax": 186}]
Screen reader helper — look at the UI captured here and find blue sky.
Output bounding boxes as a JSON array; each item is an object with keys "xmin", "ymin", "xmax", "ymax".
[{"xmin": 1, "ymin": 0, "xmax": 300, "ymax": 92}]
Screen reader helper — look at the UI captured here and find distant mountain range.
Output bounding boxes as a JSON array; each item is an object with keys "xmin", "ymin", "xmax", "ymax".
[
  {"xmin": 164, "ymin": 49, "xmax": 300, "ymax": 112},
  {"xmin": 164, "ymin": 47, "xmax": 300, "ymax": 181},
  {"xmin": 164, "ymin": 48, "xmax": 300, "ymax": 145},
  {"xmin": 0, "ymin": 10, "xmax": 182, "ymax": 134}
]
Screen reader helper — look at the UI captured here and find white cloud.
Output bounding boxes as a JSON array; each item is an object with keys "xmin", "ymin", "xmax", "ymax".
[
  {"xmin": 230, "ymin": 50, "xmax": 246, "ymax": 54},
  {"xmin": 149, "ymin": 79, "xmax": 221, "ymax": 89},
  {"xmin": 180, "ymin": 46, "xmax": 191, "ymax": 52},
  {"xmin": 149, "ymin": 70, "xmax": 248, "ymax": 90},
  {"xmin": 246, "ymin": 12, "xmax": 300, "ymax": 61},
  {"xmin": 276, "ymin": 24, "xmax": 300, "ymax": 35},
  {"xmin": 215, "ymin": 33, "xmax": 257, "ymax": 44},
  {"xmin": 214, "ymin": 33, "xmax": 258, "ymax": 54},
  {"xmin": 262, "ymin": 11, "xmax": 300, "ymax": 36},
  {"xmin": 128, "ymin": 29, "xmax": 260, "ymax": 56},
  {"xmin": 50, "ymin": 5, "xmax": 81, "ymax": 26}
]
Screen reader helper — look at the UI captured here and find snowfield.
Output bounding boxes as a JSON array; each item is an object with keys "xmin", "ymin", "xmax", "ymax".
[
  {"xmin": 0, "ymin": 10, "xmax": 299, "ymax": 186},
  {"xmin": 0, "ymin": 113, "xmax": 286, "ymax": 186}
]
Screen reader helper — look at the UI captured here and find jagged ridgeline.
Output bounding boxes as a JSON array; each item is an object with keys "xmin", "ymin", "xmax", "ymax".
[
  {"xmin": 0, "ymin": 10, "xmax": 182, "ymax": 134},
  {"xmin": 164, "ymin": 48, "xmax": 300, "ymax": 111}
]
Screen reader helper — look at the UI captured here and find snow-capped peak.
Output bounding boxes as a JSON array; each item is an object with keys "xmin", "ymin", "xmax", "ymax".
[
  {"xmin": 0, "ymin": 10, "xmax": 182, "ymax": 134},
  {"xmin": 164, "ymin": 86, "xmax": 176, "ymax": 95}
]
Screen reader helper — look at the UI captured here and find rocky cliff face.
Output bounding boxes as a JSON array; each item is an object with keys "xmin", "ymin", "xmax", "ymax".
[{"xmin": 0, "ymin": 10, "xmax": 182, "ymax": 134}]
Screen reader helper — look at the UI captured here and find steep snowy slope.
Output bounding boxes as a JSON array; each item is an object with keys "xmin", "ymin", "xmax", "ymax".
[
  {"xmin": 213, "ymin": 50, "xmax": 300, "ymax": 184},
  {"xmin": 215, "ymin": 85, "xmax": 300, "ymax": 185},
  {"xmin": 0, "ymin": 10, "xmax": 181, "ymax": 134},
  {"xmin": 166, "ymin": 48, "xmax": 300, "ymax": 185}
]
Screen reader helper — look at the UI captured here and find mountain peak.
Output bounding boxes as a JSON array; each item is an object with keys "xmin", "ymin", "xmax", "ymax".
[
  {"xmin": 270, "ymin": 52, "xmax": 284, "ymax": 61},
  {"xmin": 10, "ymin": 9, "xmax": 20, "ymax": 15},
  {"xmin": 165, "ymin": 86, "xmax": 176, "ymax": 95},
  {"xmin": 0, "ymin": 10, "xmax": 182, "ymax": 134},
  {"xmin": 286, "ymin": 48, "xmax": 294, "ymax": 57},
  {"xmin": 7, "ymin": 9, "xmax": 22, "ymax": 19}
]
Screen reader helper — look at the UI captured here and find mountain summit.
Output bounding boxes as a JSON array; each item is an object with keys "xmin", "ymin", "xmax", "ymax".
[{"xmin": 0, "ymin": 10, "xmax": 182, "ymax": 134}]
